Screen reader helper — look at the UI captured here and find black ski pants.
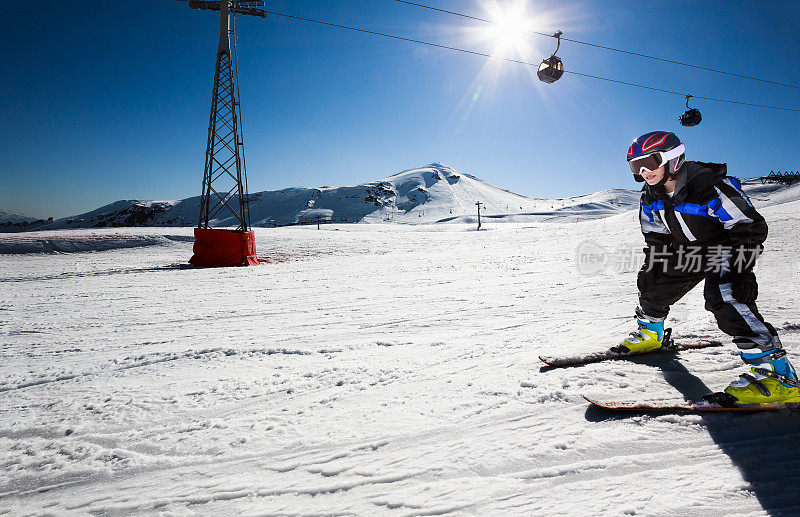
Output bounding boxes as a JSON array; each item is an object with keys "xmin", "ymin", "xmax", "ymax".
[{"xmin": 638, "ymin": 264, "xmax": 777, "ymax": 352}]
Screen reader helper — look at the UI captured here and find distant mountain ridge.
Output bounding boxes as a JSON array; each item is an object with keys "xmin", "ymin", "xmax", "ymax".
[
  {"xmin": 0, "ymin": 209, "xmax": 39, "ymax": 225},
  {"xmin": 5, "ymin": 164, "xmax": 641, "ymax": 231}
]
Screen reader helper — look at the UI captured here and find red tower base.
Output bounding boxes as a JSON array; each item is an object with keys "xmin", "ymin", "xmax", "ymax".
[{"xmin": 189, "ymin": 228, "xmax": 258, "ymax": 267}]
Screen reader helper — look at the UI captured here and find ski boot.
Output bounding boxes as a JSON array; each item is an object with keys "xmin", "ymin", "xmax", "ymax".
[
  {"xmin": 618, "ymin": 312, "xmax": 667, "ymax": 353},
  {"xmin": 705, "ymin": 348, "xmax": 800, "ymax": 407}
]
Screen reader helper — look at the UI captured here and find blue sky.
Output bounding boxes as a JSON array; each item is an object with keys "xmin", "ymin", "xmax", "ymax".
[{"xmin": 2, "ymin": 0, "xmax": 799, "ymax": 219}]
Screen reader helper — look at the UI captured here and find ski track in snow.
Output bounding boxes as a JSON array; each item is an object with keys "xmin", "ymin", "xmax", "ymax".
[{"xmin": 2, "ymin": 201, "xmax": 800, "ymax": 515}]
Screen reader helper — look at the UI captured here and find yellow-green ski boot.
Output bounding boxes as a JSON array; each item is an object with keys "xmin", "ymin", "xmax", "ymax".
[
  {"xmin": 720, "ymin": 350, "xmax": 800, "ymax": 406},
  {"xmin": 620, "ymin": 316, "xmax": 666, "ymax": 353}
]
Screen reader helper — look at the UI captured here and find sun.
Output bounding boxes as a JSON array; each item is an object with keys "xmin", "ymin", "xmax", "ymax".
[
  {"xmin": 444, "ymin": 0, "xmax": 572, "ymax": 127},
  {"xmin": 480, "ymin": 0, "xmax": 537, "ymax": 57}
]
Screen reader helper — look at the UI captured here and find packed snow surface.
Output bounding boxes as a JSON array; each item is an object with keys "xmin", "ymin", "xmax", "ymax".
[{"xmin": 2, "ymin": 182, "xmax": 800, "ymax": 515}]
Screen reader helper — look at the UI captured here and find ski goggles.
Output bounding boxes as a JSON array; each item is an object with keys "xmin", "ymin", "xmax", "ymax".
[{"xmin": 628, "ymin": 144, "xmax": 685, "ymax": 176}]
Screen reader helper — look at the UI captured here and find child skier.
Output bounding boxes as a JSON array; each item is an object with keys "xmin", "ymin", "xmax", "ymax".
[{"xmin": 622, "ymin": 131, "xmax": 798, "ymax": 406}]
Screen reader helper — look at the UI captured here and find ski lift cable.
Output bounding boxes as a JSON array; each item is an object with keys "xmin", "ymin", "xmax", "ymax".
[
  {"xmin": 393, "ymin": 0, "xmax": 800, "ymax": 90},
  {"xmin": 565, "ymin": 70, "xmax": 800, "ymax": 111},
  {"xmin": 262, "ymin": 10, "xmax": 800, "ymax": 113}
]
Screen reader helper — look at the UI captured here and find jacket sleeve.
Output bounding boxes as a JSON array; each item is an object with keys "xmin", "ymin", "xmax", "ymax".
[
  {"xmin": 640, "ymin": 201, "xmax": 673, "ymax": 249},
  {"xmin": 638, "ymin": 201, "xmax": 673, "ymax": 294},
  {"xmin": 708, "ymin": 177, "xmax": 768, "ymax": 273}
]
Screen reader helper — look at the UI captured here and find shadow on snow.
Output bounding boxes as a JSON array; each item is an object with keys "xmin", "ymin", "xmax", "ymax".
[{"xmin": 584, "ymin": 356, "xmax": 800, "ymax": 516}]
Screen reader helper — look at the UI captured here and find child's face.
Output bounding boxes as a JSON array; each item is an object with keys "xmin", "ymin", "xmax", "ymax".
[{"xmin": 641, "ymin": 165, "xmax": 666, "ymax": 185}]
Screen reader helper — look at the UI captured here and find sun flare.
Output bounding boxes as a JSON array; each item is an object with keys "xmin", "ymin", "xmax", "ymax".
[
  {"xmin": 480, "ymin": 0, "xmax": 536, "ymax": 57},
  {"xmin": 448, "ymin": 0, "xmax": 574, "ymax": 126}
]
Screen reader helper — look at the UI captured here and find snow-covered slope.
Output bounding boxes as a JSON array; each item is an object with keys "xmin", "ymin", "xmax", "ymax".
[
  {"xmin": 741, "ymin": 177, "xmax": 800, "ymax": 208},
  {"xmin": 21, "ymin": 164, "xmax": 640, "ymax": 231},
  {"xmin": 3, "ymin": 181, "xmax": 800, "ymax": 515}
]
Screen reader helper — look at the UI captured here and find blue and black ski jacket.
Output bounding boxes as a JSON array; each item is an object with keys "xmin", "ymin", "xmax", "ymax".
[{"xmin": 638, "ymin": 161, "xmax": 767, "ymax": 273}]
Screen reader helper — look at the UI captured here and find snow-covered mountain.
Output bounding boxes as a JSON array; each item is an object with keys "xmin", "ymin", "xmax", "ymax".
[
  {"xmin": 0, "ymin": 209, "xmax": 37, "ymax": 224},
  {"xmin": 21, "ymin": 164, "xmax": 640, "ymax": 231}
]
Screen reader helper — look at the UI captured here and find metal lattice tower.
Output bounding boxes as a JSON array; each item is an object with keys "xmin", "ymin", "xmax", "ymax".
[{"xmin": 185, "ymin": 1, "xmax": 266, "ymax": 231}]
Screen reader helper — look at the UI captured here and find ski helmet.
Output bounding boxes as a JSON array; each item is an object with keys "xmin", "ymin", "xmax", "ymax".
[{"xmin": 627, "ymin": 131, "xmax": 686, "ymax": 183}]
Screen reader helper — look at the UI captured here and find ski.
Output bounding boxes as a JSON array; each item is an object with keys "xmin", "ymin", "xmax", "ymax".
[
  {"xmin": 583, "ymin": 395, "xmax": 800, "ymax": 413},
  {"xmin": 539, "ymin": 329, "xmax": 723, "ymax": 368}
]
